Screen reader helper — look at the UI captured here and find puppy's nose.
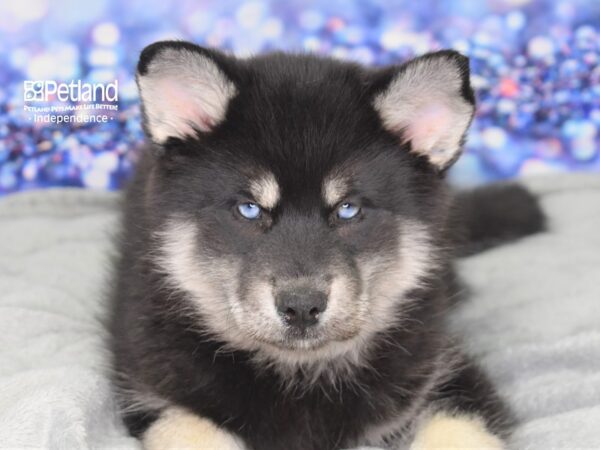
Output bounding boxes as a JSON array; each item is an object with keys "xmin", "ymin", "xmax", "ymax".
[{"xmin": 276, "ymin": 289, "xmax": 327, "ymax": 329}]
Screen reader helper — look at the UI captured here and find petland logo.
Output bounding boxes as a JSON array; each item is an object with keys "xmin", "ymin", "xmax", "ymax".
[
  {"xmin": 24, "ymin": 80, "xmax": 118, "ymax": 102},
  {"xmin": 23, "ymin": 80, "xmax": 119, "ymax": 125}
]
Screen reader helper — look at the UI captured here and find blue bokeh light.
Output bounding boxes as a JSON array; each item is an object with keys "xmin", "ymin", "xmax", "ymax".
[{"xmin": 0, "ymin": 0, "xmax": 599, "ymax": 195}]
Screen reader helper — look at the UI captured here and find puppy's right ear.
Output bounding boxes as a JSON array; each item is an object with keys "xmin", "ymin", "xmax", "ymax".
[{"xmin": 136, "ymin": 41, "xmax": 237, "ymax": 145}]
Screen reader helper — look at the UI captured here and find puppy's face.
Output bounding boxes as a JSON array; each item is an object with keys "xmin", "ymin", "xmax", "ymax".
[{"xmin": 138, "ymin": 42, "xmax": 474, "ymax": 364}]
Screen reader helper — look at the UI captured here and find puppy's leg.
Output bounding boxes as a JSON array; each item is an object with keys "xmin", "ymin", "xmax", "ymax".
[
  {"xmin": 408, "ymin": 354, "xmax": 512, "ymax": 450},
  {"xmin": 409, "ymin": 413, "xmax": 505, "ymax": 450},
  {"xmin": 143, "ymin": 406, "xmax": 246, "ymax": 450}
]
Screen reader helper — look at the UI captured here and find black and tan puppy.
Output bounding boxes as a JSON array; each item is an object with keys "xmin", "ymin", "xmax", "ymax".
[{"xmin": 108, "ymin": 41, "xmax": 543, "ymax": 449}]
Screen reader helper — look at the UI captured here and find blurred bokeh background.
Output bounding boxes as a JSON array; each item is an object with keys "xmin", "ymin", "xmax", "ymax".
[{"xmin": 0, "ymin": 0, "xmax": 599, "ymax": 195}]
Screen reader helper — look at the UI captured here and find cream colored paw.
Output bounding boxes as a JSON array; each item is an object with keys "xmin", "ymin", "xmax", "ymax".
[
  {"xmin": 143, "ymin": 406, "xmax": 246, "ymax": 450},
  {"xmin": 409, "ymin": 413, "xmax": 505, "ymax": 450}
]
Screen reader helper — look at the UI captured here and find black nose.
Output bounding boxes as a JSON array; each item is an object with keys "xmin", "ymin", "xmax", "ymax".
[{"xmin": 276, "ymin": 289, "xmax": 327, "ymax": 329}]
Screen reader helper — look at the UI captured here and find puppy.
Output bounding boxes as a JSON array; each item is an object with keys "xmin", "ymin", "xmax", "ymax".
[{"xmin": 108, "ymin": 41, "xmax": 543, "ymax": 449}]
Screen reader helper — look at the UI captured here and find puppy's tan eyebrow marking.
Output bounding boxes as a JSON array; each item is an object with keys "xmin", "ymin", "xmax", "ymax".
[
  {"xmin": 249, "ymin": 173, "xmax": 280, "ymax": 209},
  {"xmin": 322, "ymin": 174, "xmax": 349, "ymax": 207}
]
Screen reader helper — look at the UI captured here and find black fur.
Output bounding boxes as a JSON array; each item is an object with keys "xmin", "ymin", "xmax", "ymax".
[
  {"xmin": 452, "ymin": 183, "xmax": 546, "ymax": 256},
  {"xmin": 107, "ymin": 43, "xmax": 543, "ymax": 449}
]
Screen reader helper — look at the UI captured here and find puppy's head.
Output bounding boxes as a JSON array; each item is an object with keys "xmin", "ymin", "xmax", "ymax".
[{"xmin": 137, "ymin": 41, "xmax": 474, "ymax": 367}]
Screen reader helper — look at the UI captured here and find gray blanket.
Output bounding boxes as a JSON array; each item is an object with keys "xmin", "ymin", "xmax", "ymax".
[{"xmin": 1, "ymin": 174, "xmax": 599, "ymax": 449}]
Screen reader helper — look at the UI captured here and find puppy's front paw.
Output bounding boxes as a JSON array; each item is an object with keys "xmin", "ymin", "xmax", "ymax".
[
  {"xmin": 143, "ymin": 406, "xmax": 246, "ymax": 450},
  {"xmin": 409, "ymin": 413, "xmax": 505, "ymax": 450}
]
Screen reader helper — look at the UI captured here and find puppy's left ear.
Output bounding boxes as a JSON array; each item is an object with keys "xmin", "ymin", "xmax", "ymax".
[{"xmin": 373, "ymin": 50, "xmax": 475, "ymax": 170}]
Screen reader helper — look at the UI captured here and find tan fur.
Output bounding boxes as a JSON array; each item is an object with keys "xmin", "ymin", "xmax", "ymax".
[
  {"xmin": 249, "ymin": 173, "xmax": 280, "ymax": 209},
  {"xmin": 322, "ymin": 174, "xmax": 349, "ymax": 206},
  {"xmin": 410, "ymin": 413, "xmax": 505, "ymax": 450},
  {"xmin": 143, "ymin": 406, "xmax": 246, "ymax": 450}
]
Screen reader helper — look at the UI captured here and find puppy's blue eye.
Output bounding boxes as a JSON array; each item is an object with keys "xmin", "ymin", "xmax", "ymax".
[
  {"xmin": 337, "ymin": 203, "xmax": 360, "ymax": 220},
  {"xmin": 238, "ymin": 202, "xmax": 261, "ymax": 220}
]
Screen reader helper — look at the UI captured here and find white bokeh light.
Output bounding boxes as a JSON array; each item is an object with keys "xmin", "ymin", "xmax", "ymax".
[
  {"xmin": 92, "ymin": 22, "xmax": 120, "ymax": 46},
  {"xmin": 6, "ymin": 0, "xmax": 48, "ymax": 22}
]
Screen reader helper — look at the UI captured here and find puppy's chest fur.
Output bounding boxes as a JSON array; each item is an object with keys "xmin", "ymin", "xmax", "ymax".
[{"xmin": 113, "ymin": 268, "xmax": 459, "ymax": 450}]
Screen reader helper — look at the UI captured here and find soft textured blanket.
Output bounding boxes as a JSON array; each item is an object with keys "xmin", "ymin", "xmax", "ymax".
[{"xmin": 0, "ymin": 174, "xmax": 599, "ymax": 449}]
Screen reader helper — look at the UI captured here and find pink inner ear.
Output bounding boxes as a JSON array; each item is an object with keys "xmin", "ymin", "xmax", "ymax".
[
  {"xmin": 160, "ymin": 79, "xmax": 215, "ymax": 135},
  {"xmin": 403, "ymin": 102, "xmax": 452, "ymax": 152}
]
